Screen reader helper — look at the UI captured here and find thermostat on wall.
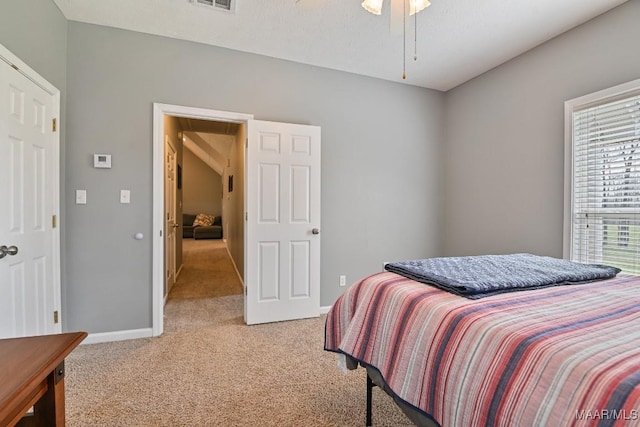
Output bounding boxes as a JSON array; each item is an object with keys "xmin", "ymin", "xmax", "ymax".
[{"xmin": 94, "ymin": 154, "xmax": 112, "ymax": 168}]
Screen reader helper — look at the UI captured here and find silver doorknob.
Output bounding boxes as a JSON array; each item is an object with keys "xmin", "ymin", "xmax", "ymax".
[
  {"xmin": 312, "ymin": 228, "xmax": 320, "ymax": 235},
  {"xmin": 0, "ymin": 245, "xmax": 18, "ymax": 259}
]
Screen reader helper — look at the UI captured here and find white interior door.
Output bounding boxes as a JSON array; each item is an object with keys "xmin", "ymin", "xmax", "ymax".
[
  {"xmin": 165, "ymin": 137, "xmax": 177, "ymax": 298},
  {"xmin": 0, "ymin": 57, "xmax": 60, "ymax": 338},
  {"xmin": 245, "ymin": 120, "xmax": 321, "ymax": 325}
]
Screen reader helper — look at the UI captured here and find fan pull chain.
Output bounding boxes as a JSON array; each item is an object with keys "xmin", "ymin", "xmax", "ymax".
[
  {"xmin": 402, "ymin": 0, "xmax": 407, "ymax": 79},
  {"xmin": 414, "ymin": 8, "xmax": 418, "ymax": 61}
]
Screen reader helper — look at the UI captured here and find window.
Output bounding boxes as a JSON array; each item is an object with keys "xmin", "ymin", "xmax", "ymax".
[{"xmin": 565, "ymin": 79, "xmax": 640, "ymax": 274}]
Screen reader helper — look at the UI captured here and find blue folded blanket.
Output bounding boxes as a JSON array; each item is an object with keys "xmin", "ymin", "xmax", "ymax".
[{"xmin": 384, "ymin": 253, "xmax": 621, "ymax": 299}]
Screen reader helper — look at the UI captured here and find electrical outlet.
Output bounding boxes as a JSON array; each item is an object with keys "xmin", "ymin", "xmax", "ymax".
[{"xmin": 339, "ymin": 275, "xmax": 346, "ymax": 287}]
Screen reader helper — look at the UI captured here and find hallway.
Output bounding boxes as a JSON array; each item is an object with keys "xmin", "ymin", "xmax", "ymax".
[{"xmin": 168, "ymin": 239, "xmax": 243, "ymax": 300}]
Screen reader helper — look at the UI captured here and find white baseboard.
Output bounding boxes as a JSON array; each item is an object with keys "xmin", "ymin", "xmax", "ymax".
[
  {"xmin": 82, "ymin": 328, "xmax": 153, "ymax": 345},
  {"xmin": 225, "ymin": 244, "xmax": 245, "ymax": 287},
  {"xmin": 320, "ymin": 305, "xmax": 332, "ymax": 315}
]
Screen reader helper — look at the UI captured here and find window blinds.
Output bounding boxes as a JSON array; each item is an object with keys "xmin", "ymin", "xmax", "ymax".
[{"xmin": 572, "ymin": 93, "xmax": 640, "ymax": 273}]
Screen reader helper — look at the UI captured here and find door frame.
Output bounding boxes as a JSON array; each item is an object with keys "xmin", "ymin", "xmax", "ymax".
[
  {"xmin": 152, "ymin": 103, "xmax": 253, "ymax": 336},
  {"xmin": 0, "ymin": 43, "xmax": 62, "ymax": 332}
]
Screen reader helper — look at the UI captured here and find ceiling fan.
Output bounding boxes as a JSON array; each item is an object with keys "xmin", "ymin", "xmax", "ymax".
[{"xmin": 295, "ymin": 0, "xmax": 432, "ymax": 79}]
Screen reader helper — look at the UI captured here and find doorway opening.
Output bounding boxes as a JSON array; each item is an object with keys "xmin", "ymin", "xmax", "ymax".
[
  {"xmin": 152, "ymin": 104, "xmax": 253, "ymax": 336},
  {"xmin": 167, "ymin": 117, "xmax": 245, "ymax": 302}
]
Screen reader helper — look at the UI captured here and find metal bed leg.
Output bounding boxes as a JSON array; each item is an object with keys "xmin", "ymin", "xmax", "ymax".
[{"xmin": 366, "ymin": 372, "xmax": 374, "ymax": 426}]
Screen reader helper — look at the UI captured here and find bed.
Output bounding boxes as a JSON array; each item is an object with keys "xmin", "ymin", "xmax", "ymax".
[{"xmin": 324, "ymin": 255, "xmax": 640, "ymax": 426}]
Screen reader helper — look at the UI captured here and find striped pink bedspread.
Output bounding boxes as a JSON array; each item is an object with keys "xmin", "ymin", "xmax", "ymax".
[{"xmin": 325, "ymin": 272, "xmax": 640, "ymax": 426}]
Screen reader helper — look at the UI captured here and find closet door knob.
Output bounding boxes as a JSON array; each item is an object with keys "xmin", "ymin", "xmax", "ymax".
[{"xmin": 0, "ymin": 245, "xmax": 18, "ymax": 259}]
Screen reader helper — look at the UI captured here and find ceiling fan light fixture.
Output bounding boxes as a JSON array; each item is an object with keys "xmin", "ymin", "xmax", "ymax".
[
  {"xmin": 360, "ymin": 0, "xmax": 433, "ymax": 80},
  {"xmin": 409, "ymin": 0, "xmax": 431, "ymax": 16},
  {"xmin": 361, "ymin": 0, "xmax": 384, "ymax": 15}
]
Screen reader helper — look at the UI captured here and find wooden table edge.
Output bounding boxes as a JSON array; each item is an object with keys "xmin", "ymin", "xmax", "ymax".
[{"xmin": 0, "ymin": 332, "xmax": 88, "ymax": 426}]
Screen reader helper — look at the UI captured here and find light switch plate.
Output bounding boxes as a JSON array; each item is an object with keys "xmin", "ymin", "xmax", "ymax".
[{"xmin": 76, "ymin": 190, "xmax": 87, "ymax": 205}]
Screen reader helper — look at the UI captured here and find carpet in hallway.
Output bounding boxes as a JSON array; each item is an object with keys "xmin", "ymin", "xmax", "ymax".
[{"xmin": 169, "ymin": 239, "xmax": 243, "ymax": 300}]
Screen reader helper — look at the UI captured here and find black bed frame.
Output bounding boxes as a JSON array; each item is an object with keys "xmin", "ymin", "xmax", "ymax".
[
  {"xmin": 366, "ymin": 373, "xmax": 375, "ymax": 426},
  {"xmin": 364, "ymin": 369, "xmax": 439, "ymax": 427}
]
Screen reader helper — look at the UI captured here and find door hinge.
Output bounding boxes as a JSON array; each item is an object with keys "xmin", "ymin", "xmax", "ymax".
[
  {"xmin": 10, "ymin": 63, "xmax": 18, "ymax": 71},
  {"xmin": 52, "ymin": 118, "xmax": 57, "ymax": 132},
  {"xmin": 244, "ymin": 286, "xmax": 247, "ymax": 296},
  {"xmin": 52, "ymin": 215, "xmax": 57, "ymax": 229},
  {"xmin": 245, "ymin": 212, "xmax": 248, "ymax": 221},
  {"xmin": 54, "ymin": 311, "xmax": 59, "ymax": 324}
]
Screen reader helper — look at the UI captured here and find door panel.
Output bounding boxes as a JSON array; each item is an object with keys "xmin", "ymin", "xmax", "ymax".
[
  {"xmin": 291, "ymin": 166, "xmax": 310, "ymax": 223},
  {"xmin": 0, "ymin": 59, "xmax": 57, "ymax": 338},
  {"xmin": 290, "ymin": 241, "xmax": 310, "ymax": 298},
  {"xmin": 245, "ymin": 120, "xmax": 321, "ymax": 325},
  {"xmin": 258, "ymin": 241, "xmax": 279, "ymax": 301},
  {"xmin": 164, "ymin": 138, "xmax": 177, "ymax": 298},
  {"xmin": 259, "ymin": 163, "xmax": 280, "ymax": 222}
]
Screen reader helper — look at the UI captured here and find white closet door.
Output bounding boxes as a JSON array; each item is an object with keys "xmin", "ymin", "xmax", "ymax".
[{"xmin": 0, "ymin": 58, "xmax": 58, "ymax": 338}]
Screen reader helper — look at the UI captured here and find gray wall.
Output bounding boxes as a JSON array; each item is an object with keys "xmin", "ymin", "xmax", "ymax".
[
  {"xmin": 443, "ymin": 1, "xmax": 640, "ymax": 258},
  {"xmin": 182, "ymin": 149, "xmax": 223, "ymax": 217},
  {"xmin": 65, "ymin": 22, "xmax": 444, "ymax": 333},
  {"xmin": 0, "ymin": 0, "xmax": 70, "ymax": 327},
  {"xmin": 0, "ymin": 1, "xmax": 67, "ymax": 91}
]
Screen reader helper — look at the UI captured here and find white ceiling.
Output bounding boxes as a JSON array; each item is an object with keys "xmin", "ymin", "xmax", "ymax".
[{"xmin": 52, "ymin": 0, "xmax": 628, "ymax": 91}]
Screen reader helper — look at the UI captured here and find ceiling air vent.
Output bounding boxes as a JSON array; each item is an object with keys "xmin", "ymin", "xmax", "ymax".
[{"xmin": 192, "ymin": 0, "xmax": 236, "ymax": 13}]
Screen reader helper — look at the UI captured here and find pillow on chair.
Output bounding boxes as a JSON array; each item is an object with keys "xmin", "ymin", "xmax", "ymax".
[{"xmin": 193, "ymin": 213, "xmax": 215, "ymax": 227}]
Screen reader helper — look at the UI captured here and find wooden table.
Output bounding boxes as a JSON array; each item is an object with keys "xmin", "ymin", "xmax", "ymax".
[{"xmin": 0, "ymin": 332, "xmax": 87, "ymax": 427}]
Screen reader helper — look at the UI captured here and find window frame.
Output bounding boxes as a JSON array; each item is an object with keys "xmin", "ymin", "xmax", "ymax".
[{"xmin": 564, "ymin": 78, "xmax": 640, "ymax": 263}]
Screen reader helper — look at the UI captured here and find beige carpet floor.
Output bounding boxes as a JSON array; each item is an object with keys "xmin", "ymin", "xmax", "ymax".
[
  {"xmin": 168, "ymin": 239, "xmax": 244, "ymax": 300},
  {"xmin": 64, "ymin": 242, "xmax": 415, "ymax": 426}
]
